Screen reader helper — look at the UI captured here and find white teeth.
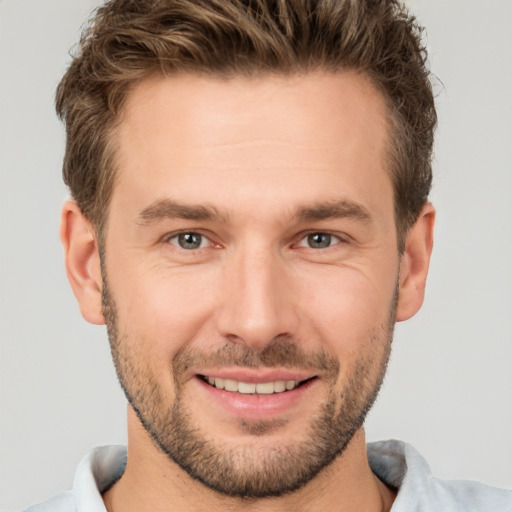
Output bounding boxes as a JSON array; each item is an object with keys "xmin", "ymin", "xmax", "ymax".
[
  {"xmin": 224, "ymin": 379, "xmax": 238, "ymax": 392},
  {"xmin": 285, "ymin": 380, "xmax": 296, "ymax": 390},
  {"xmin": 255, "ymin": 382, "xmax": 274, "ymax": 394},
  {"xmin": 274, "ymin": 380, "xmax": 286, "ymax": 393},
  {"xmin": 238, "ymin": 382, "xmax": 256, "ymax": 394},
  {"xmin": 205, "ymin": 376, "xmax": 301, "ymax": 394}
]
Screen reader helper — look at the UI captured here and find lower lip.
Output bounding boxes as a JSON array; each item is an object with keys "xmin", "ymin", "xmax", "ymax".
[{"xmin": 195, "ymin": 376, "xmax": 317, "ymax": 421}]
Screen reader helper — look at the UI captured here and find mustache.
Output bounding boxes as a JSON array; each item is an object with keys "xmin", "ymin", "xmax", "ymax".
[{"xmin": 172, "ymin": 337, "xmax": 340, "ymax": 382}]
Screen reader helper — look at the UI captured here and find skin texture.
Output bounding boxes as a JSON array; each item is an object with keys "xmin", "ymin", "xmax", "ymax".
[{"xmin": 61, "ymin": 71, "xmax": 435, "ymax": 512}]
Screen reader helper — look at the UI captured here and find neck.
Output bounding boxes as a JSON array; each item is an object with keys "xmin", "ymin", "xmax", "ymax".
[{"xmin": 103, "ymin": 411, "xmax": 395, "ymax": 512}]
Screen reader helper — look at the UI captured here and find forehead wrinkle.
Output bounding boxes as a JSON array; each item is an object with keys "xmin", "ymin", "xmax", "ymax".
[
  {"xmin": 294, "ymin": 199, "xmax": 373, "ymax": 224},
  {"xmin": 137, "ymin": 198, "xmax": 229, "ymax": 225}
]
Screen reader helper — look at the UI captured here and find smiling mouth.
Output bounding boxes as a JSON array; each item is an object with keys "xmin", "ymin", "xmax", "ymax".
[{"xmin": 199, "ymin": 375, "xmax": 315, "ymax": 395}]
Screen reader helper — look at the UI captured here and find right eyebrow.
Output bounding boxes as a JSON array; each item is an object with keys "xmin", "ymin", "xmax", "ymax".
[{"xmin": 136, "ymin": 199, "xmax": 228, "ymax": 225}]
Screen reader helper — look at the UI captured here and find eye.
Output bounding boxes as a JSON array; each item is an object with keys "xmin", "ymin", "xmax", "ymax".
[
  {"xmin": 298, "ymin": 232, "xmax": 341, "ymax": 249},
  {"xmin": 168, "ymin": 232, "xmax": 209, "ymax": 250}
]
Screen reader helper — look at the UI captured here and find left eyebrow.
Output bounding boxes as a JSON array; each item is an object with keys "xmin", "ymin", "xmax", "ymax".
[
  {"xmin": 136, "ymin": 199, "xmax": 228, "ymax": 225},
  {"xmin": 294, "ymin": 199, "xmax": 373, "ymax": 224}
]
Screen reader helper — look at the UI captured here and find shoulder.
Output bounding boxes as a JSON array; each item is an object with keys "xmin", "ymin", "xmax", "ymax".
[
  {"xmin": 368, "ymin": 440, "xmax": 512, "ymax": 511},
  {"xmin": 22, "ymin": 445, "xmax": 127, "ymax": 512},
  {"xmin": 431, "ymin": 479, "xmax": 512, "ymax": 511},
  {"xmin": 22, "ymin": 491, "xmax": 74, "ymax": 512}
]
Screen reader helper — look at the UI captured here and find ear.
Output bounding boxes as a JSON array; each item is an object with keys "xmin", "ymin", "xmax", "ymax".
[
  {"xmin": 60, "ymin": 200, "xmax": 105, "ymax": 325},
  {"xmin": 395, "ymin": 203, "xmax": 435, "ymax": 322}
]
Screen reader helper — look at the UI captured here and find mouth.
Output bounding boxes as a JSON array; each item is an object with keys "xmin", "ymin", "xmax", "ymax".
[
  {"xmin": 193, "ymin": 371, "xmax": 320, "ymax": 421},
  {"xmin": 198, "ymin": 374, "xmax": 316, "ymax": 395}
]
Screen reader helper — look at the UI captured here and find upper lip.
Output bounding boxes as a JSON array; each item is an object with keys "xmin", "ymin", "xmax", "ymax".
[{"xmin": 192, "ymin": 368, "xmax": 318, "ymax": 384}]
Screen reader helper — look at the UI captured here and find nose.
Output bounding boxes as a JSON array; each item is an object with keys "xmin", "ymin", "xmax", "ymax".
[{"xmin": 214, "ymin": 244, "xmax": 298, "ymax": 350}]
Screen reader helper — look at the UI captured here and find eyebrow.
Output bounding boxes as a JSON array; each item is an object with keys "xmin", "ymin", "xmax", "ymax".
[
  {"xmin": 294, "ymin": 200, "xmax": 373, "ymax": 224},
  {"xmin": 136, "ymin": 198, "xmax": 372, "ymax": 226},
  {"xmin": 137, "ymin": 199, "xmax": 227, "ymax": 225}
]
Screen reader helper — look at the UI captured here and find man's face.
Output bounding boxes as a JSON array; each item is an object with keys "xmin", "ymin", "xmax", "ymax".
[{"xmin": 101, "ymin": 72, "xmax": 401, "ymax": 497}]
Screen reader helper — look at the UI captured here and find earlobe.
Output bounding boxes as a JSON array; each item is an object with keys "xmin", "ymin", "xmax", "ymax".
[
  {"xmin": 60, "ymin": 200, "xmax": 105, "ymax": 325},
  {"xmin": 395, "ymin": 203, "xmax": 435, "ymax": 322}
]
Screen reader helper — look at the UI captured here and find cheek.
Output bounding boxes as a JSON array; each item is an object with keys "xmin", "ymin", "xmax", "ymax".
[
  {"xmin": 110, "ymin": 264, "xmax": 220, "ymax": 358},
  {"xmin": 297, "ymin": 264, "xmax": 397, "ymax": 355},
  {"xmin": 302, "ymin": 268, "xmax": 396, "ymax": 401}
]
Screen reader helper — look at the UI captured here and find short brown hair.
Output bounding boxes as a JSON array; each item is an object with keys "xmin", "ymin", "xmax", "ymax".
[{"xmin": 56, "ymin": 0, "xmax": 436, "ymax": 248}]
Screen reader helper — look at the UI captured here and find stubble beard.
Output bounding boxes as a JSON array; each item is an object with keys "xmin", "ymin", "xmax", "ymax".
[{"xmin": 102, "ymin": 277, "xmax": 395, "ymax": 498}]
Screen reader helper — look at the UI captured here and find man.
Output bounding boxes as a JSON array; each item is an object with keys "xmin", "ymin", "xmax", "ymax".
[{"xmin": 24, "ymin": 0, "xmax": 511, "ymax": 510}]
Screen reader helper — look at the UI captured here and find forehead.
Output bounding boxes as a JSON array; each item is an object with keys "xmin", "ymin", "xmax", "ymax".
[
  {"xmin": 119, "ymin": 70, "xmax": 389, "ymax": 152},
  {"xmin": 111, "ymin": 71, "xmax": 392, "ymax": 223}
]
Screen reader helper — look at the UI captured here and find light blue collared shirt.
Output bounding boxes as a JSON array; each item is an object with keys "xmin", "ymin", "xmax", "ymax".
[{"xmin": 24, "ymin": 440, "xmax": 512, "ymax": 511}]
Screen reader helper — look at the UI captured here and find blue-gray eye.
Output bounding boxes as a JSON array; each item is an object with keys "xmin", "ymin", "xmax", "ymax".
[
  {"xmin": 308, "ymin": 233, "xmax": 332, "ymax": 248},
  {"xmin": 298, "ymin": 232, "xmax": 340, "ymax": 249},
  {"xmin": 170, "ymin": 232, "xmax": 206, "ymax": 250}
]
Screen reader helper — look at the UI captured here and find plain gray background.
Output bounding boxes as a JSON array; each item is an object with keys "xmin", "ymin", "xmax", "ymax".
[{"xmin": 1, "ymin": 1, "xmax": 511, "ymax": 510}]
